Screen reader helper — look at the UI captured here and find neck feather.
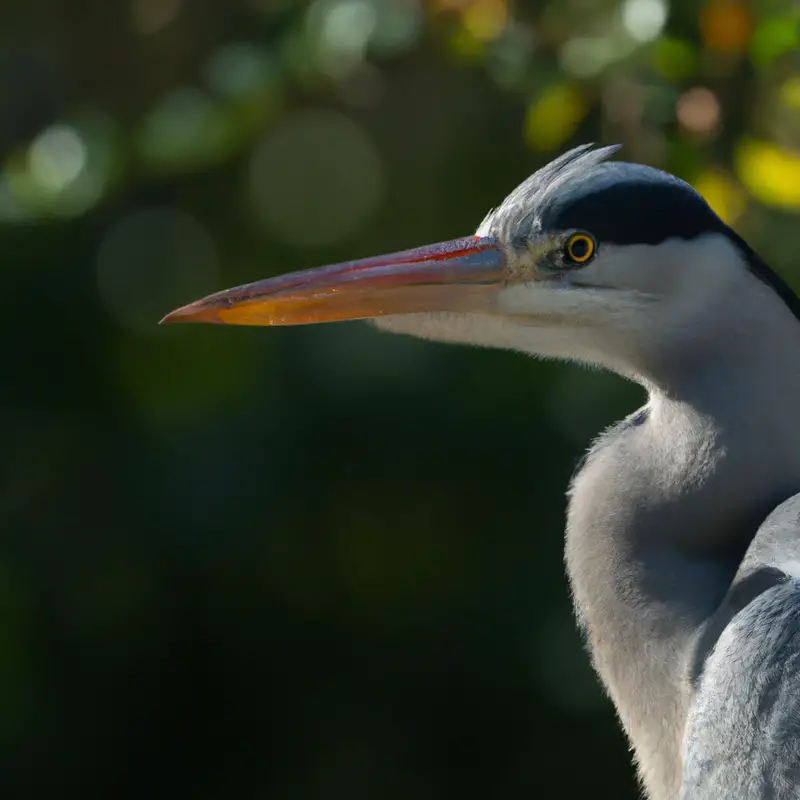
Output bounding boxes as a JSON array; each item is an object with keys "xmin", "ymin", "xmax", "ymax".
[{"xmin": 565, "ymin": 285, "xmax": 800, "ymax": 799}]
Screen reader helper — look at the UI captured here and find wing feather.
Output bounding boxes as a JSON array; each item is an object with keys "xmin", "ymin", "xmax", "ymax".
[{"xmin": 682, "ymin": 493, "xmax": 800, "ymax": 798}]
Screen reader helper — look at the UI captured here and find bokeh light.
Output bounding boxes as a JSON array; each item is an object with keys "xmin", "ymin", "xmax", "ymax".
[
  {"xmin": 206, "ymin": 43, "xmax": 279, "ymax": 101},
  {"xmin": 699, "ymin": 0, "xmax": 750, "ymax": 55},
  {"xmin": 693, "ymin": 168, "xmax": 746, "ymax": 225},
  {"xmin": 524, "ymin": 83, "xmax": 586, "ymax": 151},
  {"xmin": 736, "ymin": 139, "xmax": 800, "ymax": 210},
  {"xmin": 676, "ymin": 86, "xmax": 721, "ymax": 138},
  {"xmin": 96, "ymin": 207, "xmax": 219, "ymax": 334},
  {"xmin": 560, "ymin": 37, "xmax": 618, "ymax": 78},
  {"xmin": 652, "ymin": 37, "xmax": 696, "ymax": 80},
  {"xmin": 749, "ymin": 14, "xmax": 799, "ymax": 67},
  {"xmin": 622, "ymin": 0, "xmax": 668, "ymax": 44},
  {"xmin": 136, "ymin": 88, "xmax": 238, "ymax": 175},
  {"xmin": 28, "ymin": 125, "xmax": 87, "ymax": 195},
  {"xmin": 248, "ymin": 109, "xmax": 384, "ymax": 247},
  {"xmin": 3, "ymin": 114, "xmax": 118, "ymax": 220},
  {"xmin": 460, "ymin": 0, "xmax": 508, "ymax": 43}
]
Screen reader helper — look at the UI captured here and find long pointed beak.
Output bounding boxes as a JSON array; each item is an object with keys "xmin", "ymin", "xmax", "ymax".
[{"xmin": 160, "ymin": 236, "xmax": 507, "ymax": 326}]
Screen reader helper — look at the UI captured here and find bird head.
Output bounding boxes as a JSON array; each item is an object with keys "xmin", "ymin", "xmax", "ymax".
[{"xmin": 162, "ymin": 145, "xmax": 799, "ymax": 381}]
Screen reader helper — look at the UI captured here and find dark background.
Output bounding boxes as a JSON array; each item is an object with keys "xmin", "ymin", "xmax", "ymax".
[{"xmin": 1, "ymin": 0, "xmax": 799, "ymax": 797}]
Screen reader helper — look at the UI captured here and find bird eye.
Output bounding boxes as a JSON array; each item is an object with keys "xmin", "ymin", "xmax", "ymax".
[{"xmin": 564, "ymin": 233, "xmax": 596, "ymax": 265}]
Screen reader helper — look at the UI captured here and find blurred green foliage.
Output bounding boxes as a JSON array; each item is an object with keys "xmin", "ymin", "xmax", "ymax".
[{"xmin": 0, "ymin": 0, "xmax": 798, "ymax": 797}]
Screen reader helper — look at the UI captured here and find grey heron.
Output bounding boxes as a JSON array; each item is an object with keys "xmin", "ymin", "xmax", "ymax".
[{"xmin": 162, "ymin": 144, "xmax": 800, "ymax": 799}]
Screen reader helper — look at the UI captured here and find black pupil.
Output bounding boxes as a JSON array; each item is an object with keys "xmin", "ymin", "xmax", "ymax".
[{"xmin": 570, "ymin": 237, "xmax": 590, "ymax": 260}]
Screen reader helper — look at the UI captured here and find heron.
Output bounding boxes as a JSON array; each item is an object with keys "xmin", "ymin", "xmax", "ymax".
[{"xmin": 162, "ymin": 144, "xmax": 800, "ymax": 799}]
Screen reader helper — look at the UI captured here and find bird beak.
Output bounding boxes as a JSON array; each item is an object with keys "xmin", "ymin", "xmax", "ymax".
[{"xmin": 160, "ymin": 236, "xmax": 507, "ymax": 326}]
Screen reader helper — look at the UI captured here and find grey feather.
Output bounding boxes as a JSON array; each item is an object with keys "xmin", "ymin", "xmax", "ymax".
[{"xmin": 683, "ymin": 495, "xmax": 800, "ymax": 798}]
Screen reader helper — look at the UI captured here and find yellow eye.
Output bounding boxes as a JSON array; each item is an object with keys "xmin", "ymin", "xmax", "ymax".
[{"xmin": 565, "ymin": 233, "xmax": 595, "ymax": 264}]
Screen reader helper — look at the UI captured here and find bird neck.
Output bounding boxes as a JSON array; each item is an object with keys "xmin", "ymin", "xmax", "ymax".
[{"xmin": 565, "ymin": 295, "xmax": 800, "ymax": 799}]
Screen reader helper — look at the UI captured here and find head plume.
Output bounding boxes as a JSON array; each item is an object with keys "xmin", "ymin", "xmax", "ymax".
[{"xmin": 477, "ymin": 144, "xmax": 622, "ymax": 242}]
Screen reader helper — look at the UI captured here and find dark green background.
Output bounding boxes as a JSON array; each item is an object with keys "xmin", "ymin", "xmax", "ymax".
[{"xmin": 2, "ymin": 0, "xmax": 799, "ymax": 796}]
